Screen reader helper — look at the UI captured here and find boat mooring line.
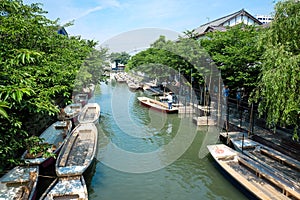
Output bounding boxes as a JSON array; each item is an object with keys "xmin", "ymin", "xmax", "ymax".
[{"xmin": 38, "ymin": 175, "xmax": 56, "ymax": 179}]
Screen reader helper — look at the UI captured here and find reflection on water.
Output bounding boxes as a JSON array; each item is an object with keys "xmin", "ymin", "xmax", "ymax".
[{"xmin": 89, "ymin": 81, "xmax": 248, "ymax": 200}]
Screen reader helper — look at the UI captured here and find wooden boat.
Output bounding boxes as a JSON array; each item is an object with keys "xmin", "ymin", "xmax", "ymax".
[
  {"xmin": 116, "ymin": 77, "xmax": 126, "ymax": 83},
  {"xmin": 207, "ymin": 144, "xmax": 300, "ymax": 200},
  {"xmin": 59, "ymin": 103, "xmax": 82, "ymax": 120},
  {"xmin": 0, "ymin": 165, "xmax": 39, "ymax": 200},
  {"xmin": 82, "ymin": 83, "xmax": 95, "ymax": 99},
  {"xmin": 158, "ymin": 95, "xmax": 182, "ymax": 107},
  {"xmin": 74, "ymin": 93, "xmax": 88, "ymax": 106},
  {"xmin": 128, "ymin": 81, "xmax": 141, "ymax": 91},
  {"xmin": 143, "ymin": 85, "xmax": 163, "ymax": 96},
  {"xmin": 56, "ymin": 123, "xmax": 98, "ymax": 177},
  {"xmin": 114, "ymin": 73, "xmax": 126, "ymax": 83},
  {"xmin": 40, "ymin": 175, "xmax": 88, "ymax": 200},
  {"xmin": 142, "ymin": 82, "xmax": 157, "ymax": 90},
  {"xmin": 230, "ymin": 137, "xmax": 260, "ymax": 151},
  {"xmin": 22, "ymin": 120, "xmax": 72, "ymax": 167},
  {"xmin": 231, "ymin": 137, "xmax": 300, "ymax": 171},
  {"xmin": 231, "ymin": 137, "xmax": 300, "ymax": 192},
  {"xmin": 137, "ymin": 96, "xmax": 178, "ymax": 114},
  {"xmin": 219, "ymin": 131, "xmax": 247, "ymax": 145},
  {"xmin": 77, "ymin": 102, "xmax": 101, "ymax": 124}
]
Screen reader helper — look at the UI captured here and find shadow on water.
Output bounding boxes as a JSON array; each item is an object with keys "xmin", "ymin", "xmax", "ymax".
[{"xmin": 35, "ymin": 162, "xmax": 56, "ymax": 199}]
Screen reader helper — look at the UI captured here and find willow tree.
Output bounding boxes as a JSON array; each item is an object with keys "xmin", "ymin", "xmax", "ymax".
[{"xmin": 253, "ymin": 0, "xmax": 300, "ymax": 140}]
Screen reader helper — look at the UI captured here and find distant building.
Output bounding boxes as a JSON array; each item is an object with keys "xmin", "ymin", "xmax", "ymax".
[
  {"xmin": 57, "ymin": 27, "xmax": 68, "ymax": 36},
  {"xmin": 255, "ymin": 14, "xmax": 273, "ymax": 24},
  {"xmin": 193, "ymin": 9, "xmax": 262, "ymax": 38},
  {"xmin": 112, "ymin": 61, "xmax": 126, "ymax": 71}
]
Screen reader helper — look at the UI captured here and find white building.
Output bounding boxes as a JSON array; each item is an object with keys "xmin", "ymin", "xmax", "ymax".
[{"xmin": 255, "ymin": 15, "xmax": 273, "ymax": 24}]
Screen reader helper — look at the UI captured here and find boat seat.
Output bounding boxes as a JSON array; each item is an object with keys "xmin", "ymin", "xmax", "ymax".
[
  {"xmin": 260, "ymin": 148, "xmax": 300, "ymax": 171},
  {"xmin": 238, "ymin": 157, "xmax": 300, "ymax": 199}
]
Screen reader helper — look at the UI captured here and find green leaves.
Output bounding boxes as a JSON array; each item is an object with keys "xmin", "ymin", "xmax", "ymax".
[
  {"xmin": 201, "ymin": 24, "xmax": 264, "ymax": 92},
  {"xmin": 110, "ymin": 51, "xmax": 131, "ymax": 65},
  {"xmin": 0, "ymin": 0, "xmax": 109, "ymax": 169},
  {"xmin": 1, "ymin": 87, "xmax": 34, "ymax": 104},
  {"xmin": 127, "ymin": 35, "xmax": 206, "ymax": 84},
  {"xmin": 0, "ymin": 101, "xmax": 9, "ymax": 119},
  {"xmin": 15, "ymin": 49, "xmax": 42, "ymax": 65},
  {"xmin": 254, "ymin": 0, "xmax": 300, "ymax": 139}
]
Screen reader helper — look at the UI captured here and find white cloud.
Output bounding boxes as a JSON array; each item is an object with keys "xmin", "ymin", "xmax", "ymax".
[
  {"xmin": 97, "ymin": 0, "xmax": 121, "ymax": 8},
  {"xmin": 65, "ymin": 5, "xmax": 103, "ymax": 24}
]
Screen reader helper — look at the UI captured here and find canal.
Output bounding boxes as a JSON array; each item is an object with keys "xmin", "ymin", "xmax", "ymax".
[{"xmin": 88, "ymin": 81, "xmax": 248, "ymax": 200}]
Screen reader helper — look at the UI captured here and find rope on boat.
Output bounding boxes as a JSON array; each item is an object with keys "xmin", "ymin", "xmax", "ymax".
[{"xmin": 38, "ymin": 175, "xmax": 56, "ymax": 178}]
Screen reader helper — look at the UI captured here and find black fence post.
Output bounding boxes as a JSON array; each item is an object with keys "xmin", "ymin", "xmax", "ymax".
[{"xmin": 226, "ymin": 96, "xmax": 229, "ymax": 132}]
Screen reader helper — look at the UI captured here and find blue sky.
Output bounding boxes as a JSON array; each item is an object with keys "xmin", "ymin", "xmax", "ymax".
[{"xmin": 23, "ymin": 0, "xmax": 275, "ymax": 51}]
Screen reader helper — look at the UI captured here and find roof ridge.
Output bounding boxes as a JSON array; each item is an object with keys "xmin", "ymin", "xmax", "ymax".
[{"xmin": 197, "ymin": 9, "xmax": 245, "ymax": 28}]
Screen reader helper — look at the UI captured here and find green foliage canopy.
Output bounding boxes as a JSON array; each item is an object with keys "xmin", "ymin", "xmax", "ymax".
[
  {"xmin": 127, "ymin": 35, "xmax": 208, "ymax": 85},
  {"xmin": 253, "ymin": 0, "xmax": 300, "ymax": 139},
  {"xmin": 0, "ymin": 0, "xmax": 108, "ymax": 169},
  {"xmin": 109, "ymin": 51, "xmax": 131, "ymax": 65},
  {"xmin": 201, "ymin": 24, "xmax": 264, "ymax": 94}
]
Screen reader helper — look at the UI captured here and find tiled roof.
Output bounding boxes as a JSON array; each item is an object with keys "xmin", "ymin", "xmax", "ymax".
[{"xmin": 194, "ymin": 9, "xmax": 262, "ymax": 36}]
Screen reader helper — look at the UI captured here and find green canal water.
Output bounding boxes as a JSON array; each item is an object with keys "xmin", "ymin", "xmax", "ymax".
[{"xmin": 88, "ymin": 81, "xmax": 248, "ymax": 200}]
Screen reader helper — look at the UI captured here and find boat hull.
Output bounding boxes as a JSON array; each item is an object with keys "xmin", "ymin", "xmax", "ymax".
[
  {"xmin": 231, "ymin": 137, "xmax": 300, "ymax": 193},
  {"xmin": 137, "ymin": 96, "xmax": 178, "ymax": 114},
  {"xmin": 83, "ymin": 83, "xmax": 95, "ymax": 99},
  {"xmin": 40, "ymin": 176, "xmax": 88, "ymax": 200},
  {"xmin": 56, "ymin": 123, "xmax": 98, "ymax": 177},
  {"xmin": 22, "ymin": 120, "xmax": 72, "ymax": 166},
  {"xmin": 74, "ymin": 93, "xmax": 89, "ymax": 106},
  {"xmin": 60, "ymin": 103, "xmax": 82, "ymax": 121},
  {"xmin": 77, "ymin": 103, "xmax": 101, "ymax": 124},
  {"xmin": 0, "ymin": 166, "xmax": 39, "ymax": 200},
  {"xmin": 207, "ymin": 144, "xmax": 300, "ymax": 200}
]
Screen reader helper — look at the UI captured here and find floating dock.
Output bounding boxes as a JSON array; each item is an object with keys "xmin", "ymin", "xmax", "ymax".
[
  {"xmin": 193, "ymin": 116, "xmax": 216, "ymax": 126},
  {"xmin": 219, "ymin": 131, "xmax": 247, "ymax": 145}
]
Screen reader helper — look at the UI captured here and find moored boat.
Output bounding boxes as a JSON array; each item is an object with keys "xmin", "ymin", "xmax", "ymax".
[
  {"xmin": 231, "ymin": 137, "xmax": 300, "ymax": 171},
  {"xmin": 128, "ymin": 81, "xmax": 142, "ymax": 91},
  {"xmin": 77, "ymin": 102, "xmax": 100, "ymax": 124},
  {"xmin": 137, "ymin": 96, "xmax": 178, "ymax": 114},
  {"xmin": 56, "ymin": 123, "xmax": 98, "ymax": 177},
  {"xmin": 83, "ymin": 83, "xmax": 95, "ymax": 99},
  {"xmin": 207, "ymin": 144, "xmax": 300, "ymax": 200},
  {"xmin": 74, "ymin": 93, "xmax": 88, "ymax": 106},
  {"xmin": 40, "ymin": 175, "xmax": 88, "ymax": 200},
  {"xmin": 231, "ymin": 137, "xmax": 300, "ymax": 191},
  {"xmin": 230, "ymin": 137, "xmax": 259, "ymax": 151},
  {"xmin": 114, "ymin": 73, "xmax": 126, "ymax": 83},
  {"xmin": 22, "ymin": 120, "xmax": 72, "ymax": 167},
  {"xmin": 0, "ymin": 165, "xmax": 39, "ymax": 200},
  {"xmin": 59, "ymin": 103, "xmax": 82, "ymax": 121},
  {"xmin": 143, "ymin": 85, "xmax": 163, "ymax": 96}
]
